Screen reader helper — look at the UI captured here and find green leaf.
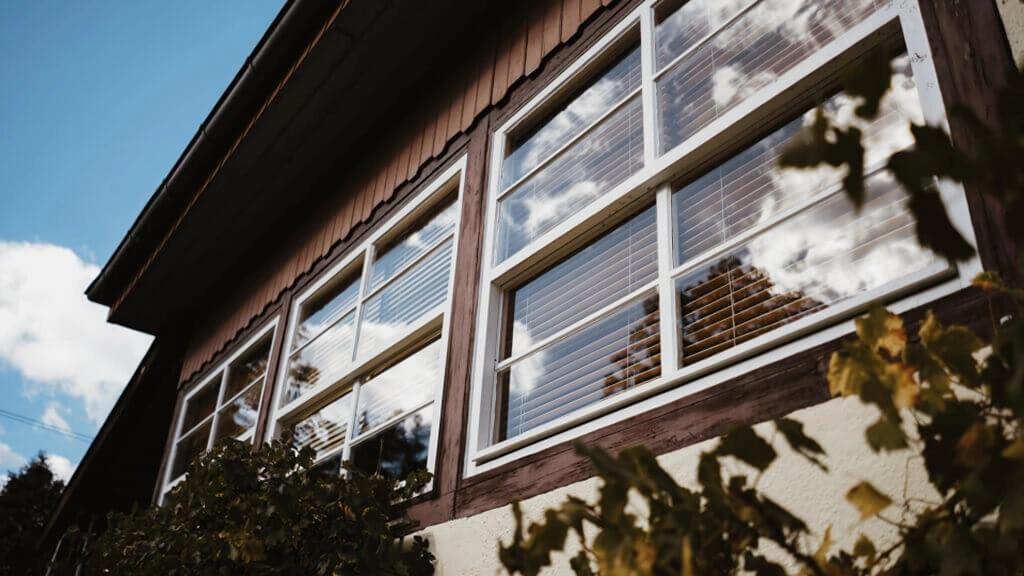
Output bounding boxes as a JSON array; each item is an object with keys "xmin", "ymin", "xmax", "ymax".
[
  {"xmin": 972, "ymin": 270, "xmax": 1005, "ymax": 291},
  {"xmin": 919, "ymin": 311, "xmax": 984, "ymax": 386},
  {"xmin": 717, "ymin": 426, "xmax": 777, "ymax": 471},
  {"xmin": 846, "ymin": 481, "xmax": 892, "ymax": 521}
]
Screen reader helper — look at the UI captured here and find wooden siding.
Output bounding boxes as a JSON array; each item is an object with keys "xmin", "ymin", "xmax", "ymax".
[{"xmin": 180, "ymin": 0, "xmax": 616, "ymax": 383}]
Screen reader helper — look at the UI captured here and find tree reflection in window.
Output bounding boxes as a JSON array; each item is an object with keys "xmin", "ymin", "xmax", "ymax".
[{"xmin": 350, "ymin": 408, "xmax": 432, "ymax": 479}]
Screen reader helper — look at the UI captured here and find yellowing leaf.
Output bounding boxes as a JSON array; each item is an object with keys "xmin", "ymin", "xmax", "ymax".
[
  {"xmin": 846, "ymin": 481, "xmax": 892, "ymax": 521},
  {"xmin": 1002, "ymin": 438, "xmax": 1024, "ymax": 460},
  {"xmin": 885, "ymin": 363, "xmax": 920, "ymax": 409},
  {"xmin": 856, "ymin": 307, "xmax": 906, "ymax": 357},
  {"xmin": 955, "ymin": 422, "xmax": 995, "ymax": 466},
  {"xmin": 828, "ymin": 351, "xmax": 872, "ymax": 398},
  {"xmin": 814, "ymin": 525, "xmax": 833, "ymax": 567},
  {"xmin": 971, "ymin": 270, "xmax": 1005, "ymax": 291}
]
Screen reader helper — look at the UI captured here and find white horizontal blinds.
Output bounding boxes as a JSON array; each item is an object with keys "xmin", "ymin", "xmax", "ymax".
[
  {"xmin": 655, "ymin": 0, "xmax": 882, "ymax": 153},
  {"xmin": 213, "ymin": 378, "xmax": 263, "ymax": 441},
  {"xmin": 358, "ymin": 239, "xmax": 453, "ymax": 356},
  {"xmin": 674, "ymin": 55, "xmax": 922, "ymax": 266},
  {"xmin": 369, "ymin": 200, "xmax": 458, "ymax": 292},
  {"xmin": 507, "ymin": 206, "xmax": 658, "ymax": 357},
  {"xmin": 501, "ymin": 292, "xmax": 660, "ymax": 440},
  {"xmin": 350, "ymin": 406, "xmax": 433, "ymax": 478},
  {"xmin": 292, "ymin": 274, "xmax": 360, "ymax": 351},
  {"xmin": 503, "ymin": 46, "xmax": 644, "ymax": 189},
  {"xmin": 170, "ymin": 420, "xmax": 211, "ymax": 479},
  {"xmin": 673, "ymin": 55, "xmax": 938, "ymax": 367},
  {"xmin": 677, "ymin": 172, "xmax": 938, "ymax": 364},
  {"xmin": 282, "ymin": 311, "xmax": 357, "ymax": 407},
  {"xmin": 291, "ymin": 391, "xmax": 353, "ymax": 460},
  {"xmin": 496, "ymin": 44, "xmax": 645, "ymax": 264},
  {"xmin": 180, "ymin": 378, "xmax": 218, "ymax": 432},
  {"xmin": 354, "ymin": 339, "xmax": 441, "ymax": 437}
]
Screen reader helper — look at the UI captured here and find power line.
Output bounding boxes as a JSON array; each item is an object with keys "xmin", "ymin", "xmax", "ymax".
[{"xmin": 0, "ymin": 408, "xmax": 94, "ymax": 443}]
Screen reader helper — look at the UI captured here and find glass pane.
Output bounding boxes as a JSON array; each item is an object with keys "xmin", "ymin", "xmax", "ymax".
[
  {"xmin": 370, "ymin": 200, "xmax": 458, "ymax": 292},
  {"xmin": 350, "ymin": 407, "xmax": 433, "ymax": 479},
  {"xmin": 508, "ymin": 205, "xmax": 657, "ymax": 357},
  {"xmin": 673, "ymin": 56, "xmax": 921, "ymax": 266},
  {"xmin": 291, "ymin": 391, "xmax": 353, "ymax": 460},
  {"xmin": 657, "ymin": 0, "xmax": 883, "ymax": 152},
  {"xmin": 225, "ymin": 334, "xmax": 272, "ymax": 400},
  {"xmin": 503, "ymin": 44, "xmax": 642, "ymax": 188},
  {"xmin": 496, "ymin": 94, "xmax": 644, "ymax": 263},
  {"xmin": 500, "ymin": 293, "xmax": 660, "ymax": 440},
  {"xmin": 281, "ymin": 311, "xmax": 357, "ymax": 407},
  {"xmin": 654, "ymin": 0, "xmax": 751, "ymax": 71},
  {"xmin": 180, "ymin": 378, "xmax": 219, "ymax": 433},
  {"xmin": 676, "ymin": 172, "xmax": 941, "ymax": 365},
  {"xmin": 294, "ymin": 272, "xmax": 360, "ymax": 350},
  {"xmin": 170, "ymin": 420, "xmax": 211, "ymax": 479},
  {"xmin": 213, "ymin": 379, "xmax": 263, "ymax": 441},
  {"xmin": 359, "ymin": 239, "xmax": 453, "ymax": 357},
  {"xmin": 355, "ymin": 340, "xmax": 442, "ymax": 437}
]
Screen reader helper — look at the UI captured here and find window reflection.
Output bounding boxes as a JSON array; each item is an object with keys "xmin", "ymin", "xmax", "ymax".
[
  {"xmin": 291, "ymin": 392, "xmax": 353, "ymax": 461},
  {"xmin": 350, "ymin": 408, "xmax": 432, "ymax": 479},
  {"xmin": 355, "ymin": 340, "xmax": 441, "ymax": 436},
  {"xmin": 370, "ymin": 200, "xmax": 458, "ymax": 292},
  {"xmin": 282, "ymin": 312, "xmax": 356, "ymax": 407},
  {"xmin": 500, "ymin": 293, "xmax": 660, "ymax": 440},
  {"xmin": 656, "ymin": 0, "xmax": 883, "ymax": 152}
]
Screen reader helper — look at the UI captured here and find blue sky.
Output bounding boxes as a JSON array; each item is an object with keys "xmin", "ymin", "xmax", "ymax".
[{"xmin": 0, "ymin": 1, "xmax": 284, "ymax": 485}]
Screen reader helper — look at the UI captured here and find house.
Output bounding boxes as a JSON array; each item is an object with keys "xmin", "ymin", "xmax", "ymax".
[{"xmin": 42, "ymin": 0, "xmax": 1023, "ymax": 572}]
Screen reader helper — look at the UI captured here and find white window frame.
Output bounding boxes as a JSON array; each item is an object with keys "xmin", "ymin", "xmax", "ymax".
[
  {"xmin": 467, "ymin": 0, "xmax": 983, "ymax": 475},
  {"xmin": 267, "ymin": 156, "xmax": 467, "ymax": 483},
  {"xmin": 160, "ymin": 318, "xmax": 280, "ymax": 500}
]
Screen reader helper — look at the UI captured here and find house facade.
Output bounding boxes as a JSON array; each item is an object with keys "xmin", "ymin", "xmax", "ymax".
[{"xmin": 44, "ymin": 0, "xmax": 1024, "ymax": 572}]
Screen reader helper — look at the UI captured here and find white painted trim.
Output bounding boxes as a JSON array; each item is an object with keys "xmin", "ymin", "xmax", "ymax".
[
  {"xmin": 160, "ymin": 317, "xmax": 280, "ymax": 497},
  {"xmin": 269, "ymin": 155, "xmax": 467, "ymax": 481},
  {"xmin": 466, "ymin": 0, "xmax": 983, "ymax": 477}
]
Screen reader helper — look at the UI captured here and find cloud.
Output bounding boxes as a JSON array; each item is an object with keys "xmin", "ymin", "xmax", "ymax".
[
  {"xmin": 0, "ymin": 440, "xmax": 28, "ymax": 474},
  {"xmin": 0, "ymin": 241, "xmax": 153, "ymax": 425},
  {"xmin": 46, "ymin": 454, "xmax": 76, "ymax": 483},
  {"xmin": 41, "ymin": 402, "xmax": 73, "ymax": 437}
]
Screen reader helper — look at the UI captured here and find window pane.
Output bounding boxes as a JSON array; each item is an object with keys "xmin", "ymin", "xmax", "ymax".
[
  {"xmin": 508, "ymin": 205, "xmax": 657, "ymax": 357},
  {"xmin": 171, "ymin": 420, "xmax": 211, "ymax": 479},
  {"xmin": 294, "ymin": 273, "xmax": 360, "ymax": 350},
  {"xmin": 181, "ymin": 378, "xmax": 219, "ymax": 432},
  {"xmin": 503, "ymin": 44, "xmax": 642, "ymax": 188},
  {"xmin": 657, "ymin": 0, "xmax": 883, "ymax": 152},
  {"xmin": 359, "ymin": 239, "xmax": 453, "ymax": 357},
  {"xmin": 673, "ymin": 55, "xmax": 921, "ymax": 265},
  {"xmin": 370, "ymin": 200, "xmax": 458, "ymax": 292},
  {"xmin": 355, "ymin": 340, "xmax": 441, "ymax": 437},
  {"xmin": 496, "ymin": 94, "xmax": 645, "ymax": 263},
  {"xmin": 350, "ymin": 407, "xmax": 433, "ymax": 479},
  {"xmin": 281, "ymin": 311, "xmax": 357, "ymax": 407},
  {"xmin": 500, "ymin": 293, "xmax": 660, "ymax": 440},
  {"xmin": 213, "ymin": 379, "xmax": 263, "ymax": 441},
  {"xmin": 291, "ymin": 391, "xmax": 353, "ymax": 461},
  {"xmin": 225, "ymin": 334, "xmax": 272, "ymax": 400},
  {"xmin": 677, "ymin": 172, "xmax": 940, "ymax": 365}
]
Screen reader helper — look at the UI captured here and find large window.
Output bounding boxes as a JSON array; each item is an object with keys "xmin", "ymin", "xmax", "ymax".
[
  {"xmin": 270, "ymin": 159, "xmax": 465, "ymax": 479},
  {"xmin": 470, "ymin": 0, "xmax": 979, "ymax": 471},
  {"xmin": 161, "ymin": 321, "xmax": 277, "ymax": 498}
]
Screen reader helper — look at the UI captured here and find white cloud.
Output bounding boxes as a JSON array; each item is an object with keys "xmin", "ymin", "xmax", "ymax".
[
  {"xmin": 0, "ymin": 440, "xmax": 28, "ymax": 474},
  {"xmin": 0, "ymin": 241, "xmax": 153, "ymax": 425},
  {"xmin": 46, "ymin": 454, "xmax": 76, "ymax": 483},
  {"xmin": 41, "ymin": 402, "xmax": 73, "ymax": 437}
]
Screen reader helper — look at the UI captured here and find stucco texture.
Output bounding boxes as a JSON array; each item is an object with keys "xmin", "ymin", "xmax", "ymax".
[
  {"xmin": 419, "ymin": 397, "xmax": 936, "ymax": 575},
  {"xmin": 998, "ymin": 0, "xmax": 1024, "ymax": 66}
]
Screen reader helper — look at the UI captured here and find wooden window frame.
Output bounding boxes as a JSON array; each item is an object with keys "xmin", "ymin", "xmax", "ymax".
[
  {"xmin": 467, "ymin": 0, "xmax": 983, "ymax": 476},
  {"xmin": 267, "ymin": 156, "xmax": 468, "ymax": 486},
  {"xmin": 159, "ymin": 317, "xmax": 280, "ymax": 500}
]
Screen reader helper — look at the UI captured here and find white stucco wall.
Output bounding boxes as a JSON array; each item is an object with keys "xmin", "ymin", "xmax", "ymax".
[
  {"xmin": 998, "ymin": 0, "xmax": 1024, "ymax": 67},
  {"xmin": 419, "ymin": 397, "xmax": 935, "ymax": 575}
]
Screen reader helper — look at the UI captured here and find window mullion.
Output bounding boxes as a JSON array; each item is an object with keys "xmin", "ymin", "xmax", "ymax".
[
  {"xmin": 351, "ymin": 248, "xmax": 375, "ymax": 363},
  {"xmin": 655, "ymin": 184, "xmax": 679, "ymax": 375},
  {"xmin": 343, "ymin": 379, "xmax": 362, "ymax": 464},
  {"xmin": 640, "ymin": 3, "xmax": 658, "ymax": 164}
]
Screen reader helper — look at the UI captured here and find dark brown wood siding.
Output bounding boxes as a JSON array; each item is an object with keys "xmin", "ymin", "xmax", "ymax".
[{"xmin": 180, "ymin": 0, "xmax": 614, "ymax": 383}]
